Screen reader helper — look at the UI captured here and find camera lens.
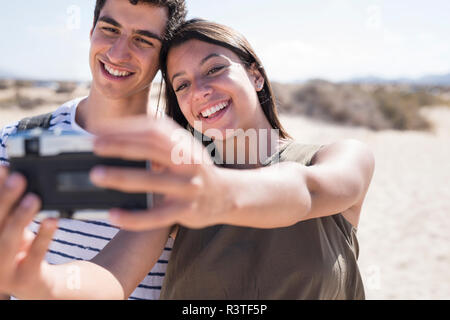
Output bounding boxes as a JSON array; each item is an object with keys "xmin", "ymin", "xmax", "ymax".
[{"xmin": 25, "ymin": 138, "xmax": 40, "ymax": 155}]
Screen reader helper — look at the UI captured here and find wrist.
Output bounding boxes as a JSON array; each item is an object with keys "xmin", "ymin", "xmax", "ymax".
[
  {"xmin": 12, "ymin": 262, "xmax": 56, "ymax": 300},
  {"xmin": 37, "ymin": 263, "xmax": 58, "ymax": 300},
  {"xmin": 212, "ymin": 167, "xmax": 240, "ymax": 226}
]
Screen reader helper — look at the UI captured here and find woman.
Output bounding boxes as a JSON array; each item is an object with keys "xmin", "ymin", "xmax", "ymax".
[{"xmin": 0, "ymin": 19, "xmax": 374, "ymax": 299}]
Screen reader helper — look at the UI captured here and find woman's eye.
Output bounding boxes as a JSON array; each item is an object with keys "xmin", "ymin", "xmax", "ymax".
[
  {"xmin": 175, "ymin": 83, "xmax": 188, "ymax": 92},
  {"xmin": 207, "ymin": 66, "xmax": 225, "ymax": 75}
]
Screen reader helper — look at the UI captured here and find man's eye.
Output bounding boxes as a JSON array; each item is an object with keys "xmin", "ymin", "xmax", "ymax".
[
  {"xmin": 207, "ymin": 66, "xmax": 225, "ymax": 75},
  {"xmin": 135, "ymin": 37, "xmax": 154, "ymax": 47},
  {"xmin": 102, "ymin": 27, "xmax": 118, "ymax": 34}
]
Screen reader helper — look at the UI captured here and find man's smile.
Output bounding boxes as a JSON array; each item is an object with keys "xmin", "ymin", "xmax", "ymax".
[{"xmin": 99, "ymin": 60, "xmax": 135, "ymax": 80}]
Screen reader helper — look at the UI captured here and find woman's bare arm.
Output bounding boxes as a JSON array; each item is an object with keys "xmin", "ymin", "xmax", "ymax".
[
  {"xmin": 213, "ymin": 139, "xmax": 375, "ymax": 229},
  {"xmin": 89, "ymin": 117, "xmax": 374, "ymax": 231}
]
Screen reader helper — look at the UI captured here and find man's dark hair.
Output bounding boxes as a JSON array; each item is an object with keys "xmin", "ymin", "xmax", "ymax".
[{"xmin": 93, "ymin": 0, "xmax": 187, "ymax": 40}]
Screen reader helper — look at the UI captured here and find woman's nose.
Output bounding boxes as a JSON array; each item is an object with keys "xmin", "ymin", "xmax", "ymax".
[{"xmin": 192, "ymin": 79, "xmax": 213, "ymax": 102}]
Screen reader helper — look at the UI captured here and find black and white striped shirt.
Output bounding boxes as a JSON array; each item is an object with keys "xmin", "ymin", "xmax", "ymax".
[{"xmin": 0, "ymin": 97, "xmax": 172, "ymax": 300}]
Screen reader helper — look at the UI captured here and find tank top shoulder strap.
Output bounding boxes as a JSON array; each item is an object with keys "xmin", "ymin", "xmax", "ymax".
[{"xmin": 265, "ymin": 140, "xmax": 324, "ymax": 166}]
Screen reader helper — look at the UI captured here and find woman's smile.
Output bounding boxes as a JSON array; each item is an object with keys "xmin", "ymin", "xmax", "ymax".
[
  {"xmin": 168, "ymin": 39, "xmax": 266, "ymax": 138},
  {"xmin": 198, "ymin": 99, "xmax": 231, "ymax": 123}
]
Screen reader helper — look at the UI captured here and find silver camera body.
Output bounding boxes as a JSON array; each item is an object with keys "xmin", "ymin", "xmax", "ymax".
[{"xmin": 7, "ymin": 129, "xmax": 152, "ymax": 219}]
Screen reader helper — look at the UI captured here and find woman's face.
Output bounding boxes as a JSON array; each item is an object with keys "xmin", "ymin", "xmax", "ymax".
[{"xmin": 167, "ymin": 39, "xmax": 265, "ymax": 141}]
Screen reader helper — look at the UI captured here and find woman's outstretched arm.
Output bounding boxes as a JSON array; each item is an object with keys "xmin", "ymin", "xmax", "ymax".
[
  {"xmin": 89, "ymin": 117, "xmax": 374, "ymax": 231},
  {"xmin": 217, "ymin": 139, "xmax": 375, "ymax": 228}
]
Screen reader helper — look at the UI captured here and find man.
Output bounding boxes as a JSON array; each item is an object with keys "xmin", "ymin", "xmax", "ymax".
[{"xmin": 0, "ymin": 0, "xmax": 186, "ymax": 300}]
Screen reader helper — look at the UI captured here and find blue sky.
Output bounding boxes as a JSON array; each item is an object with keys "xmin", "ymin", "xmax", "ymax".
[{"xmin": 1, "ymin": 0, "xmax": 449, "ymax": 82}]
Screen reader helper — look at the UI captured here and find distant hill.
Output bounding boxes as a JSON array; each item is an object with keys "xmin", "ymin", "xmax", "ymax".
[
  {"xmin": 0, "ymin": 69, "xmax": 16, "ymax": 79},
  {"xmin": 347, "ymin": 72, "xmax": 450, "ymax": 86},
  {"xmin": 415, "ymin": 73, "xmax": 450, "ymax": 86}
]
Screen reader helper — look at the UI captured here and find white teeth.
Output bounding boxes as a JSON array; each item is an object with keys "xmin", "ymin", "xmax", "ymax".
[
  {"xmin": 104, "ymin": 63, "xmax": 131, "ymax": 77},
  {"xmin": 201, "ymin": 102, "xmax": 228, "ymax": 118}
]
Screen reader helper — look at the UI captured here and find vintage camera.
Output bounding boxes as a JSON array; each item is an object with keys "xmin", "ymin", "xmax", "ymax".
[{"xmin": 7, "ymin": 129, "xmax": 152, "ymax": 219}]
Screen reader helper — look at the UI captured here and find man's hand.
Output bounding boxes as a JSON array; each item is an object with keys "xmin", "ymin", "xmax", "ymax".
[{"xmin": 0, "ymin": 166, "xmax": 58, "ymax": 299}]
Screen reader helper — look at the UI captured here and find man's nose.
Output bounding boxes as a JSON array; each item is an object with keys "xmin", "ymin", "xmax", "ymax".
[{"xmin": 106, "ymin": 36, "xmax": 132, "ymax": 64}]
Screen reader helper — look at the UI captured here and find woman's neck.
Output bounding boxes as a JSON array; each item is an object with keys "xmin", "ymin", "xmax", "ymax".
[{"xmin": 214, "ymin": 119, "xmax": 288, "ymax": 169}]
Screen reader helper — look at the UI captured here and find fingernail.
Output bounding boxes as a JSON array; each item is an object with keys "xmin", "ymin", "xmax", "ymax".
[
  {"xmin": 109, "ymin": 210, "xmax": 122, "ymax": 223},
  {"xmin": 21, "ymin": 194, "xmax": 37, "ymax": 208},
  {"xmin": 6, "ymin": 173, "xmax": 22, "ymax": 189},
  {"xmin": 0, "ymin": 167, "xmax": 7, "ymax": 178},
  {"xmin": 43, "ymin": 218, "xmax": 58, "ymax": 230},
  {"xmin": 90, "ymin": 166, "xmax": 106, "ymax": 182}
]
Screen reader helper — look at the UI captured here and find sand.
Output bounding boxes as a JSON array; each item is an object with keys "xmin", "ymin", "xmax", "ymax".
[
  {"xmin": 0, "ymin": 102, "xmax": 449, "ymax": 300},
  {"xmin": 280, "ymin": 106, "xmax": 450, "ymax": 300}
]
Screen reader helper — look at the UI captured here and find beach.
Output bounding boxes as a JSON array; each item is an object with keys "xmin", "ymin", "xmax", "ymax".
[
  {"xmin": 280, "ymin": 106, "xmax": 450, "ymax": 299},
  {"xmin": 1, "ymin": 103, "xmax": 449, "ymax": 300}
]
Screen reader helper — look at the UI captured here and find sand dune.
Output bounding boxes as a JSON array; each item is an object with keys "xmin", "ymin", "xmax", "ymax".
[{"xmin": 0, "ymin": 103, "xmax": 448, "ymax": 299}]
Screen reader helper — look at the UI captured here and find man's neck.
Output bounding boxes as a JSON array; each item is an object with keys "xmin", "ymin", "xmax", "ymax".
[{"xmin": 76, "ymin": 85, "xmax": 151, "ymax": 135}]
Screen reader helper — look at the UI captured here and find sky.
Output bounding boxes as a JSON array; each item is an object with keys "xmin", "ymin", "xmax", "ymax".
[{"xmin": 0, "ymin": 0, "xmax": 449, "ymax": 83}]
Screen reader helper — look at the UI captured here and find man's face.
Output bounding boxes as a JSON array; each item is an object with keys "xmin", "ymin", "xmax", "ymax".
[{"xmin": 89, "ymin": 0, "xmax": 168, "ymax": 99}]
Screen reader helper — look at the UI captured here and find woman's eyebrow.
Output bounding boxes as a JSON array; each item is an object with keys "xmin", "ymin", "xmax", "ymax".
[
  {"xmin": 171, "ymin": 53, "xmax": 223, "ymax": 84},
  {"xmin": 171, "ymin": 71, "xmax": 185, "ymax": 84},
  {"xmin": 200, "ymin": 53, "xmax": 221, "ymax": 66}
]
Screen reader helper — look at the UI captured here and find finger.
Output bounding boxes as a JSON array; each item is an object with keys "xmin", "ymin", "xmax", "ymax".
[
  {"xmin": 96, "ymin": 129, "xmax": 174, "ymax": 154},
  {"xmin": 0, "ymin": 166, "xmax": 8, "ymax": 184},
  {"xmin": 90, "ymin": 166, "xmax": 196, "ymax": 199},
  {"xmin": 95, "ymin": 133, "xmax": 208, "ymax": 171},
  {"xmin": 0, "ymin": 194, "xmax": 41, "ymax": 262},
  {"xmin": 20, "ymin": 218, "xmax": 57, "ymax": 271},
  {"xmin": 94, "ymin": 115, "xmax": 182, "ymax": 137},
  {"xmin": 94, "ymin": 116, "xmax": 157, "ymax": 135},
  {"xmin": 0, "ymin": 173, "xmax": 27, "ymax": 227},
  {"xmin": 94, "ymin": 120, "xmax": 196, "ymax": 159},
  {"xmin": 93, "ymin": 137, "xmax": 174, "ymax": 166},
  {"xmin": 17, "ymin": 228, "xmax": 37, "ymax": 257},
  {"xmin": 109, "ymin": 202, "xmax": 187, "ymax": 231},
  {"xmin": 151, "ymin": 162, "xmax": 167, "ymax": 173}
]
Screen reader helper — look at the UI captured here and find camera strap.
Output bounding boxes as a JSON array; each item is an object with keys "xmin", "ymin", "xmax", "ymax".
[{"xmin": 17, "ymin": 112, "xmax": 53, "ymax": 132}]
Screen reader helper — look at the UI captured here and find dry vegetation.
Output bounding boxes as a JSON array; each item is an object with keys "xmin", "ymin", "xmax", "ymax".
[
  {"xmin": 0, "ymin": 80, "xmax": 89, "ymax": 110},
  {"xmin": 1, "ymin": 78, "xmax": 450, "ymax": 132},
  {"xmin": 272, "ymin": 80, "xmax": 450, "ymax": 131}
]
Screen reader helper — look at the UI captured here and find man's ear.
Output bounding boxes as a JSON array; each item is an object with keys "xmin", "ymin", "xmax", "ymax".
[{"xmin": 249, "ymin": 63, "xmax": 264, "ymax": 92}]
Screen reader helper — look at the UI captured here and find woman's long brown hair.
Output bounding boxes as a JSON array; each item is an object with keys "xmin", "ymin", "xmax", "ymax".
[{"xmin": 159, "ymin": 18, "xmax": 291, "ymax": 140}]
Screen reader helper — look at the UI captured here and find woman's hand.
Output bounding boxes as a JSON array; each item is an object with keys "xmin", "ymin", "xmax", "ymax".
[
  {"xmin": 0, "ymin": 167, "xmax": 58, "ymax": 299},
  {"xmin": 90, "ymin": 117, "xmax": 375, "ymax": 231},
  {"xmin": 90, "ymin": 116, "xmax": 234, "ymax": 231}
]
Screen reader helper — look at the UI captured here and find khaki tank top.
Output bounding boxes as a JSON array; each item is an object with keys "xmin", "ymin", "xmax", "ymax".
[{"xmin": 160, "ymin": 141, "xmax": 365, "ymax": 299}]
